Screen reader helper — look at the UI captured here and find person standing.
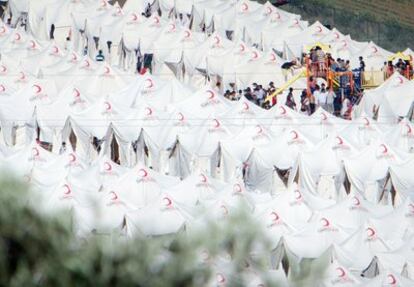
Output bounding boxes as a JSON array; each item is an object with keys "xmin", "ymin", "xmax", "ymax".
[
  {"xmin": 341, "ymin": 96, "xmax": 352, "ymax": 119},
  {"xmin": 359, "ymin": 56, "xmax": 365, "ymax": 72},
  {"xmin": 96, "ymin": 50, "xmax": 105, "ymax": 62},
  {"xmin": 326, "ymin": 86, "xmax": 335, "ymax": 113},
  {"xmin": 317, "ymin": 83, "xmax": 329, "ymax": 110},
  {"xmin": 285, "ymin": 87, "xmax": 296, "ymax": 110},
  {"xmin": 386, "ymin": 61, "xmax": 394, "ymax": 78},
  {"xmin": 299, "ymin": 89, "xmax": 309, "ymax": 115},
  {"xmin": 333, "ymin": 90, "xmax": 342, "ymax": 116},
  {"xmin": 309, "ymin": 91, "xmax": 316, "ymax": 115},
  {"xmin": 49, "ymin": 24, "xmax": 55, "ymax": 40},
  {"xmin": 315, "ymin": 46, "xmax": 325, "ymax": 76}
]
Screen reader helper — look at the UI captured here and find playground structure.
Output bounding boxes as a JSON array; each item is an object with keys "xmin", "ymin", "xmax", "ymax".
[
  {"xmin": 265, "ymin": 51, "xmax": 413, "ymax": 104},
  {"xmin": 265, "ymin": 56, "xmax": 358, "ymax": 103}
]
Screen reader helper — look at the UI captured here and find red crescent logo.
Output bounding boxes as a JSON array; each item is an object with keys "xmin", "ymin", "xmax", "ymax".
[
  {"xmin": 63, "ymin": 184, "xmax": 71, "ymax": 195},
  {"xmin": 169, "ymin": 23, "xmax": 176, "ymax": 31},
  {"xmin": 110, "ymin": 191, "xmax": 118, "ymax": 201},
  {"xmin": 154, "ymin": 16, "xmax": 160, "ymax": 24},
  {"xmin": 290, "ymin": 130, "xmax": 299, "ymax": 140},
  {"xmin": 32, "ymin": 147, "xmax": 40, "ymax": 157},
  {"xmin": 279, "ymin": 106, "xmax": 287, "ymax": 115},
  {"xmin": 71, "ymin": 53, "xmax": 78, "ymax": 61},
  {"xmin": 275, "ymin": 12, "xmax": 281, "ymax": 19},
  {"xmin": 101, "ymin": 0, "xmax": 107, "ymax": 7},
  {"xmin": 163, "ymin": 196, "xmax": 173, "ymax": 208},
  {"xmin": 207, "ymin": 90, "xmax": 215, "ymax": 99},
  {"xmin": 214, "ymin": 36, "xmax": 220, "ymax": 45},
  {"xmin": 352, "ymin": 196, "xmax": 360, "ymax": 206},
  {"xmin": 363, "ymin": 117, "xmax": 370, "ymax": 126},
  {"xmin": 53, "ymin": 46, "xmax": 59, "ymax": 54},
  {"xmin": 321, "ymin": 112, "xmax": 328, "ymax": 121},
  {"xmin": 406, "ymin": 124, "xmax": 412, "ymax": 135},
  {"xmin": 239, "ymin": 43, "xmax": 245, "ymax": 52},
  {"xmin": 241, "ymin": 3, "xmax": 248, "ymax": 11},
  {"xmin": 69, "ymin": 153, "xmax": 76, "ymax": 163},
  {"xmin": 145, "ymin": 78, "xmax": 154, "ymax": 89},
  {"xmin": 104, "ymin": 162, "xmax": 112, "ymax": 171},
  {"xmin": 233, "ymin": 183, "xmax": 242, "ymax": 193},
  {"xmin": 0, "ymin": 65, "xmax": 7, "ymax": 73},
  {"xmin": 380, "ymin": 144, "xmax": 388, "ymax": 154},
  {"xmin": 19, "ymin": 71, "xmax": 26, "ymax": 80},
  {"xmin": 334, "ymin": 32, "xmax": 340, "ymax": 39},
  {"xmin": 138, "ymin": 168, "xmax": 148, "ymax": 178},
  {"xmin": 131, "ymin": 12, "xmax": 138, "ymax": 22},
  {"xmin": 199, "ymin": 174, "xmax": 207, "ymax": 183},
  {"xmin": 0, "ymin": 84, "xmax": 5, "ymax": 93},
  {"xmin": 213, "ymin": 119, "xmax": 221, "ymax": 128},
  {"xmin": 321, "ymin": 218, "xmax": 330, "ymax": 227},
  {"xmin": 387, "ymin": 274, "xmax": 397, "ymax": 285},
  {"xmin": 270, "ymin": 53, "xmax": 276, "ymax": 62},
  {"xmin": 30, "ymin": 40, "xmax": 36, "ymax": 49},
  {"xmin": 104, "ymin": 66, "xmax": 110, "ymax": 74},
  {"xmin": 336, "ymin": 136, "xmax": 344, "ymax": 145},
  {"xmin": 243, "ymin": 102, "xmax": 249, "ymax": 111},
  {"xmin": 266, "ymin": 7, "xmax": 272, "ymax": 15},
  {"xmin": 270, "ymin": 211, "xmax": 279, "ymax": 222},
  {"xmin": 294, "ymin": 190, "xmax": 302, "ymax": 200},
  {"xmin": 104, "ymin": 101, "xmax": 112, "ymax": 111},
  {"xmin": 256, "ymin": 125, "xmax": 263, "ymax": 134},
  {"xmin": 294, "ymin": 19, "xmax": 299, "ymax": 25},
  {"xmin": 366, "ymin": 227, "xmax": 376, "ymax": 238},
  {"xmin": 371, "ymin": 46, "xmax": 378, "ymax": 53},
  {"xmin": 178, "ymin": 112, "xmax": 185, "ymax": 122},
  {"xmin": 316, "ymin": 25, "xmax": 322, "ymax": 33},
  {"xmin": 145, "ymin": 107, "xmax": 153, "ymax": 116},
  {"xmin": 0, "ymin": 26, "xmax": 5, "ymax": 34},
  {"xmin": 73, "ymin": 88, "xmax": 80, "ymax": 99},
  {"xmin": 397, "ymin": 76, "xmax": 404, "ymax": 84},
  {"xmin": 216, "ymin": 273, "xmax": 226, "ymax": 283},
  {"xmin": 336, "ymin": 267, "xmax": 346, "ymax": 278},
  {"xmin": 184, "ymin": 30, "xmax": 191, "ymax": 38},
  {"xmin": 84, "ymin": 59, "xmax": 90, "ymax": 68},
  {"xmin": 15, "ymin": 33, "xmax": 21, "ymax": 41},
  {"xmin": 252, "ymin": 51, "xmax": 259, "ymax": 59},
  {"xmin": 33, "ymin": 84, "xmax": 42, "ymax": 94}
]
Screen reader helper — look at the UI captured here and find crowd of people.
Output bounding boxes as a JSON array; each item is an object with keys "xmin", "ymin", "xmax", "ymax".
[
  {"xmin": 221, "ymin": 45, "xmax": 412, "ymax": 119},
  {"xmin": 382, "ymin": 58, "xmax": 413, "ymax": 79},
  {"xmin": 222, "ymin": 79, "xmax": 360, "ymax": 119}
]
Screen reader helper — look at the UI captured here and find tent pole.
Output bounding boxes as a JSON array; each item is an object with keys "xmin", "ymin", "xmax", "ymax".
[{"xmin": 378, "ymin": 174, "xmax": 390, "ymax": 204}]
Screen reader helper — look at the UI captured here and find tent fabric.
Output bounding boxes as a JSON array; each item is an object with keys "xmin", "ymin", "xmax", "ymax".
[{"xmin": 3, "ymin": 0, "xmax": 414, "ymax": 284}]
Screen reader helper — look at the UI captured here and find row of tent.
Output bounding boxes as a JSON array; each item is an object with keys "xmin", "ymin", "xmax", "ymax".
[
  {"xmin": 1, "ymin": 40, "xmax": 414, "ymax": 203},
  {"xmin": 4, "ymin": 0, "xmax": 414, "ymax": 91},
  {"xmin": 2, "ymin": 0, "xmax": 414, "ymax": 286},
  {"xmin": 6, "ymin": 138, "xmax": 414, "ymax": 286},
  {"xmin": 1, "ymin": 2, "xmax": 414, "ymax": 215}
]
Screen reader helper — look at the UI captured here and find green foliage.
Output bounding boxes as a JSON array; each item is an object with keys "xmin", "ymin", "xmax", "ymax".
[{"xmin": 0, "ymin": 177, "xmax": 286, "ymax": 286}]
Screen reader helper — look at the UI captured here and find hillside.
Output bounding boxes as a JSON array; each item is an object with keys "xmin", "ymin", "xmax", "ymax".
[{"xmin": 280, "ymin": 0, "xmax": 414, "ymax": 52}]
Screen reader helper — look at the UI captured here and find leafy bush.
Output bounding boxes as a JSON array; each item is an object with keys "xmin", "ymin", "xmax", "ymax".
[{"xmin": 0, "ymin": 177, "xmax": 286, "ymax": 287}]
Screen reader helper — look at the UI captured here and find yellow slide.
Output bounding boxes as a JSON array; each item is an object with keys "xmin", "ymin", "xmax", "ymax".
[{"xmin": 265, "ymin": 69, "xmax": 307, "ymax": 103}]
